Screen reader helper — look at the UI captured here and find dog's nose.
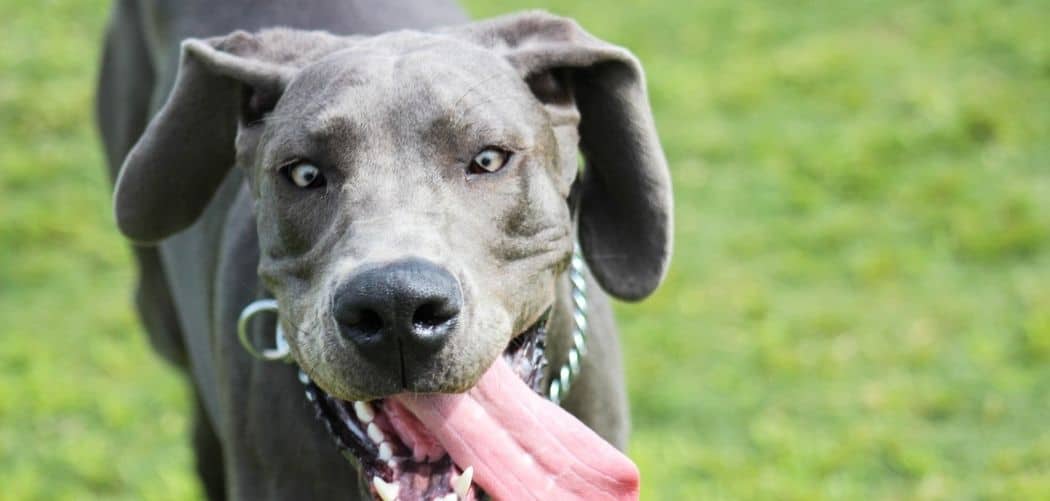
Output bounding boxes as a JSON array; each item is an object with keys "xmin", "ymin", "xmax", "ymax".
[{"xmin": 334, "ymin": 258, "xmax": 461, "ymax": 363}]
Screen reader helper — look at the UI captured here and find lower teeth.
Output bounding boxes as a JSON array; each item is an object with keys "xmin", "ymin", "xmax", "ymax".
[
  {"xmin": 372, "ymin": 476, "xmax": 399, "ymax": 501},
  {"xmin": 453, "ymin": 466, "xmax": 474, "ymax": 497},
  {"xmin": 371, "ymin": 467, "xmax": 473, "ymax": 501}
]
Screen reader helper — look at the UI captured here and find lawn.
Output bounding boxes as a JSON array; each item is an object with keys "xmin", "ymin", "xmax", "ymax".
[{"xmin": 1, "ymin": 0, "xmax": 1048, "ymax": 499}]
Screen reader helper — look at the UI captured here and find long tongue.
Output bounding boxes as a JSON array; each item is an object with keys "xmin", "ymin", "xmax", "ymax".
[{"xmin": 394, "ymin": 358, "xmax": 640, "ymax": 500}]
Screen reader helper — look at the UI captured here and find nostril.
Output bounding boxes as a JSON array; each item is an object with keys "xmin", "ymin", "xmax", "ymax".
[
  {"xmin": 412, "ymin": 301, "xmax": 456, "ymax": 330},
  {"xmin": 343, "ymin": 307, "xmax": 383, "ymax": 336}
]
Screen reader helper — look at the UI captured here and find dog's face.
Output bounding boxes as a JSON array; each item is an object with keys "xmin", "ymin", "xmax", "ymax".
[
  {"xmin": 253, "ymin": 34, "xmax": 574, "ymax": 398},
  {"xmin": 113, "ymin": 12, "xmax": 672, "ymax": 499},
  {"xmin": 114, "ymin": 13, "xmax": 672, "ymax": 403}
]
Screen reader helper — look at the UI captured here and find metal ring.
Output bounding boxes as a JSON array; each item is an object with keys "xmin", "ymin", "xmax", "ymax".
[{"xmin": 237, "ymin": 299, "xmax": 293, "ymax": 362}]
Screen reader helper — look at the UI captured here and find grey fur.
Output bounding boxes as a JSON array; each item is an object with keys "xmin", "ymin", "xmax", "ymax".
[{"xmin": 98, "ymin": 2, "xmax": 671, "ymax": 498}]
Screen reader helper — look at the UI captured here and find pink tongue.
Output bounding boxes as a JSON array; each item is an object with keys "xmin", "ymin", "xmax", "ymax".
[{"xmin": 394, "ymin": 358, "xmax": 640, "ymax": 500}]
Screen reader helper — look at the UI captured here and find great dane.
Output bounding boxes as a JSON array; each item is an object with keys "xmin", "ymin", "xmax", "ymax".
[{"xmin": 97, "ymin": 1, "xmax": 671, "ymax": 499}]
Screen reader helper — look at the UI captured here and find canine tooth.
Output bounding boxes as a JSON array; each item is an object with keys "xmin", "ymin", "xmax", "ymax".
[
  {"xmin": 436, "ymin": 495, "xmax": 458, "ymax": 501},
  {"xmin": 453, "ymin": 466, "xmax": 473, "ymax": 498},
  {"xmin": 353, "ymin": 401, "xmax": 375, "ymax": 422},
  {"xmin": 367, "ymin": 422, "xmax": 386, "ymax": 443},
  {"xmin": 378, "ymin": 441, "xmax": 393, "ymax": 461},
  {"xmin": 372, "ymin": 476, "xmax": 399, "ymax": 501}
]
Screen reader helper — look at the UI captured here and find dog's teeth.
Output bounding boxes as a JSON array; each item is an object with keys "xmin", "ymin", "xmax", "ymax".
[
  {"xmin": 436, "ymin": 495, "xmax": 458, "ymax": 501},
  {"xmin": 353, "ymin": 401, "xmax": 375, "ymax": 422},
  {"xmin": 372, "ymin": 476, "xmax": 399, "ymax": 501},
  {"xmin": 378, "ymin": 441, "xmax": 393, "ymax": 461},
  {"xmin": 367, "ymin": 422, "xmax": 385, "ymax": 443},
  {"xmin": 453, "ymin": 466, "xmax": 473, "ymax": 498}
]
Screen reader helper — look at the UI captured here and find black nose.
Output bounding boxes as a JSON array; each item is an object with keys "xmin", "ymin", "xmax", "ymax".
[{"xmin": 334, "ymin": 258, "xmax": 461, "ymax": 365}]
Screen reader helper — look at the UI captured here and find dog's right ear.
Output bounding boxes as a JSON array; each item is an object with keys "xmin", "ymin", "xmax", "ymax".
[{"xmin": 113, "ymin": 32, "xmax": 297, "ymax": 244}]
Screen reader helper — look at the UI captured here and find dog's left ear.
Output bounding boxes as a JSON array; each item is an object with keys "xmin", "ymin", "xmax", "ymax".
[{"xmin": 455, "ymin": 11, "xmax": 673, "ymax": 301}]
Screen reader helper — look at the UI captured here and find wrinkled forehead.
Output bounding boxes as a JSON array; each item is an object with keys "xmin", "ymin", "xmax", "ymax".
[{"xmin": 271, "ymin": 33, "xmax": 538, "ymax": 137}]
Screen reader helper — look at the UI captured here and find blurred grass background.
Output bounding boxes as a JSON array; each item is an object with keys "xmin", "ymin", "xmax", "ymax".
[{"xmin": 1, "ymin": 0, "xmax": 1048, "ymax": 499}]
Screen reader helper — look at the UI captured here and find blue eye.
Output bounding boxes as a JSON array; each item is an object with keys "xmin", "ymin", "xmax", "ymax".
[
  {"xmin": 283, "ymin": 162, "xmax": 325, "ymax": 188},
  {"xmin": 469, "ymin": 148, "xmax": 510, "ymax": 174}
]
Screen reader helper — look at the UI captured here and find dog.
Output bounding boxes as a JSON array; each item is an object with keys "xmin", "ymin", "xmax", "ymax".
[{"xmin": 97, "ymin": 1, "xmax": 671, "ymax": 499}]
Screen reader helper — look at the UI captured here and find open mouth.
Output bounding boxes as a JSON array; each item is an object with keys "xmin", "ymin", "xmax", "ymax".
[{"xmin": 302, "ymin": 311, "xmax": 551, "ymax": 500}]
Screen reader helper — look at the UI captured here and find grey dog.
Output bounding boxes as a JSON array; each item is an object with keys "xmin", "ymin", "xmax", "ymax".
[{"xmin": 97, "ymin": 0, "xmax": 671, "ymax": 499}]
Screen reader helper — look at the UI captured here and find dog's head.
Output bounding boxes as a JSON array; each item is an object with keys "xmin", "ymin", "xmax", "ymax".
[{"xmin": 114, "ymin": 11, "xmax": 670, "ymax": 499}]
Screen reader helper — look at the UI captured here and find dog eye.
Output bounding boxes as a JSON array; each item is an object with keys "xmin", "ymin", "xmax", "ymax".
[
  {"xmin": 468, "ymin": 148, "xmax": 510, "ymax": 174},
  {"xmin": 283, "ymin": 162, "xmax": 326, "ymax": 189}
]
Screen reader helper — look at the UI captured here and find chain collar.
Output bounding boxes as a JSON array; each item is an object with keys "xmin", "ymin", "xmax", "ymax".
[
  {"xmin": 237, "ymin": 244, "xmax": 590, "ymax": 404},
  {"xmin": 546, "ymin": 242, "xmax": 588, "ymax": 404}
]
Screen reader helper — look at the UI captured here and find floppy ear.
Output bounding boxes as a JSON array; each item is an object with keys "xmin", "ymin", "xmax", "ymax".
[
  {"xmin": 113, "ymin": 32, "xmax": 296, "ymax": 244},
  {"xmin": 456, "ymin": 12, "xmax": 673, "ymax": 301}
]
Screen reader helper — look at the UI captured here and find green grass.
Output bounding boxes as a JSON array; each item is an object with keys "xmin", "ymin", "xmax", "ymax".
[{"xmin": 2, "ymin": 0, "xmax": 1048, "ymax": 499}]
